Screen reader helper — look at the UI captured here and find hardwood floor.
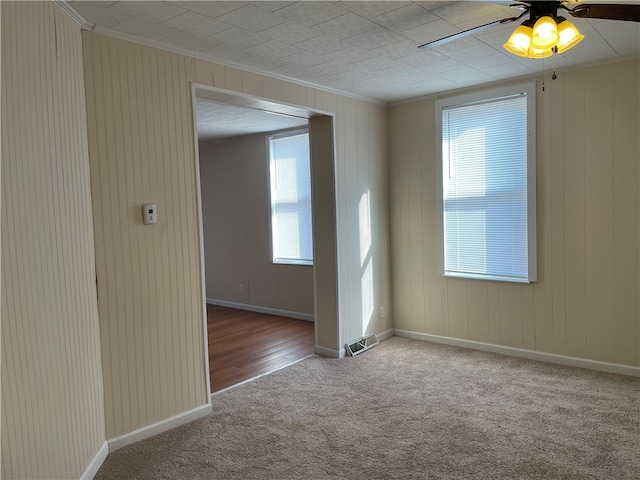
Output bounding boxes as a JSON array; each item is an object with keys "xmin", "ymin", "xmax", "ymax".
[{"xmin": 207, "ymin": 304, "xmax": 315, "ymax": 393}]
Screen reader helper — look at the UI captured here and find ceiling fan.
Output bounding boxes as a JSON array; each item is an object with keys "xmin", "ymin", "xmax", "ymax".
[{"xmin": 418, "ymin": 1, "xmax": 640, "ymax": 59}]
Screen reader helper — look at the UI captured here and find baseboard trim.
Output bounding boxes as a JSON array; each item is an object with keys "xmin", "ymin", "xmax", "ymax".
[
  {"xmin": 207, "ymin": 298, "xmax": 314, "ymax": 322},
  {"xmin": 377, "ymin": 328, "xmax": 394, "ymax": 342},
  {"xmin": 393, "ymin": 329, "xmax": 640, "ymax": 377},
  {"xmin": 315, "ymin": 330, "xmax": 393, "ymax": 358},
  {"xmin": 314, "ymin": 345, "xmax": 345, "ymax": 358},
  {"xmin": 80, "ymin": 441, "xmax": 109, "ymax": 479},
  {"xmin": 108, "ymin": 404, "xmax": 213, "ymax": 452}
]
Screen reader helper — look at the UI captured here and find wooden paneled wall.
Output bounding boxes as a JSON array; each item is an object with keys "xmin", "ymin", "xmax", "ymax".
[
  {"xmin": 83, "ymin": 33, "xmax": 208, "ymax": 439},
  {"xmin": 333, "ymin": 98, "xmax": 391, "ymax": 345},
  {"xmin": 389, "ymin": 59, "xmax": 640, "ymax": 367},
  {"xmin": 1, "ymin": 2, "xmax": 105, "ymax": 478},
  {"xmin": 83, "ymin": 32, "xmax": 390, "ymax": 439}
]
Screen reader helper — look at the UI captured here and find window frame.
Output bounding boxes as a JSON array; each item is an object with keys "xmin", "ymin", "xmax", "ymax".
[
  {"xmin": 267, "ymin": 128, "xmax": 313, "ymax": 267},
  {"xmin": 435, "ymin": 82, "xmax": 537, "ymax": 283}
]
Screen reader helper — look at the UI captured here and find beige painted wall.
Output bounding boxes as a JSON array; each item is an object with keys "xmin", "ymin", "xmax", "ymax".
[
  {"xmin": 199, "ymin": 134, "xmax": 314, "ymax": 315},
  {"xmin": 1, "ymin": 2, "xmax": 105, "ymax": 478},
  {"xmin": 83, "ymin": 31, "xmax": 390, "ymax": 438},
  {"xmin": 0, "ymin": 2, "xmax": 3, "ymax": 476},
  {"xmin": 83, "ymin": 33, "xmax": 208, "ymax": 439},
  {"xmin": 389, "ymin": 58, "xmax": 640, "ymax": 367},
  {"xmin": 333, "ymin": 98, "xmax": 391, "ymax": 345},
  {"xmin": 309, "ymin": 115, "xmax": 340, "ymax": 349}
]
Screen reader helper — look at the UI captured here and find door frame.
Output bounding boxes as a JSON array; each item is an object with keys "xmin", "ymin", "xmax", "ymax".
[{"xmin": 189, "ymin": 83, "xmax": 341, "ymax": 398}]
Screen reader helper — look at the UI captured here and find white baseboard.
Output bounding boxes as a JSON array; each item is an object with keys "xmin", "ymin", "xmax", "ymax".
[
  {"xmin": 394, "ymin": 329, "xmax": 640, "ymax": 377},
  {"xmin": 207, "ymin": 298, "xmax": 314, "ymax": 322},
  {"xmin": 108, "ymin": 403, "xmax": 212, "ymax": 452},
  {"xmin": 80, "ymin": 441, "xmax": 109, "ymax": 479},
  {"xmin": 315, "ymin": 329, "xmax": 393, "ymax": 359},
  {"xmin": 376, "ymin": 328, "xmax": 394, "ymax": 342},
  {"xmin": 314, "ymin": 345, "xmax": 345, "ymax": 358}
]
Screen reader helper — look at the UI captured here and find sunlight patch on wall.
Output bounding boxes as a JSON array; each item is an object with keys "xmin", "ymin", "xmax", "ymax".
[
  {"xmin": 359, "ymin": 190, "xmax": 374, "ymax": 333},
  {"xmin": 359, "ymin": 190, "xmax": 372, "ymax": 267}
]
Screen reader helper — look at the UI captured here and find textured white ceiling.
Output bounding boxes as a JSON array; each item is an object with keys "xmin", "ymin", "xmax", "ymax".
[
  {"xmin": 68, "ymin": 1, "xmax": 640, "ymax": 104},
  {"xmin": 195, "ymin": 88, "xmax": 310, "ymax": 140},
  {"xmin": 68, "ymin": 1, "xmax": 640, "ymax": 138},
  {"xmin": 195, "ymin": 100, "xmax": 309, "ymax": 141}
]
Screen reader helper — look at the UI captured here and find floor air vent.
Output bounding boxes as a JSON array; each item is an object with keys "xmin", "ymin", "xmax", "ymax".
[{"xmin": 345, "ymin": 333, "xmax": 379, "ymax": 356}]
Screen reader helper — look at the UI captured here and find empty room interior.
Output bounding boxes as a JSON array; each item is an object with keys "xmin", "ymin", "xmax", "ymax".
[
  {"xmin": 195, "ymin": 90, "xmax": 318, "ymax": 392},
  {"xmin": 2, "ymin": 1, "xmax": 639, "ymax": 478}
]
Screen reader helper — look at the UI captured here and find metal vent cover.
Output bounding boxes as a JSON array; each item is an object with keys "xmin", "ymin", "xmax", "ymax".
[{"xmin": 345, "ymin": 334, "xmax": 379, "ymax": 356}]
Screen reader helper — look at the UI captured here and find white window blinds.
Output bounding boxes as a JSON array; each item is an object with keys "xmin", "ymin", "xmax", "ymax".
[
  {"xmin": 269, "ymin": 131, "xmax": 313, "ymax": 265},
  {"xmin": 438, "ymin": 85, "xmax": 536, "ymax": 283}
]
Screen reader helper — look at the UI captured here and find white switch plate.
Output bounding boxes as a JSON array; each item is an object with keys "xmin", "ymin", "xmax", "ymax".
[{"xmin": 142, "ymin": 204, "xmax": 157, "ymax": 225}]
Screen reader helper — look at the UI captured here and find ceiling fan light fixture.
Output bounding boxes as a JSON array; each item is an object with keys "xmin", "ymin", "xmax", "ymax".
[
  {"xmin": 531, "ymin": 16, "xmax": 559, "ymax": 49},
  {"xmin": 425, "ymin": 1, "xmax": 638, "ymax": 61},
  {"xmin": 555, "ymin": 18, "xmax": 585, "ymax": 53},
  {"xmin": 503, "ymin": 24, "xmax": 533, "ymax": 57}
]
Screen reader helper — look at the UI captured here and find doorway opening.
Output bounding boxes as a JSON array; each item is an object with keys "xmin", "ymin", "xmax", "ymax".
[{"xmin": 191, "ymin": 85, "xmax": 332, "ymax": 394}]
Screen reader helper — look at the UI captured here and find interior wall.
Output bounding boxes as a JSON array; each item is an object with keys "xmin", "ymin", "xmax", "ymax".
[
  {"xmin": 82, "ymin": 29, "xmax": 391, "ymax": 439},
  {"xmin": 333, "ymin": 98, "xmax": 391, "ymax": 345},
  {"xmin": 389, "ymin": 58, "xmax": 640, "ymax": 367},
  {"xmin": 0, "ymin": 3, "xmax": 3, "ymax": 477},
  {"xmin": 82, "ymin": 32, "xmax": 208, "ymax": 439},
  {"xmin": 199, "ymin": 133, "xmax": 314, "ymax": 316},
  {"xmin": 309, "ymin": 115, "xmax": 340, "ymax": 349},
  {"xmin": 1, "ymin": 2, "xmax": 106, "ymax": 478}
]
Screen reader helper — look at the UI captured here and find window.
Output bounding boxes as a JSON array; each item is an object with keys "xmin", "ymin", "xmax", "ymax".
[
  {"xmin": 436, "ymin": 83, "xmax": 536, "ymax": 283},
  {"xmin": 268, "ymin": 130, "xmax": 313, "ymax": 265}
]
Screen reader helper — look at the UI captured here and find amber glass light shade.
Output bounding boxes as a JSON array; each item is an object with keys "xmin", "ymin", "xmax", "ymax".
[
  {"xmin": 503, "ymin": 24, "xmax": 533, "ymax": 57},
  {"xmin": 556, "ymin": 19, "xmax": 584, "ymax": 53},
  {"xmin": 527, "ymin": 46, "xmax": 554, "ymax": 59},
  {"xmin": 531, "ymin": 16, "xmax": 559, "ymax": 49}
]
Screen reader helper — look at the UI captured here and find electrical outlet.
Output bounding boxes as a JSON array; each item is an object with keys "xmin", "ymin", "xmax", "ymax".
[
  {"xmin": 239, "ymin": 284, "xmax": 245, "ymax": 293},
  {"xmin": 379, "ymin": 306, "xmax": 385, "ymax": 318}
]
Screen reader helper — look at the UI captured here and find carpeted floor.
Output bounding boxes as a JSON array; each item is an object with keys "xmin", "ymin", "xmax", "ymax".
[{"xmin": 96, "ymin": 337, "xmax": 639, "ymax": 479}]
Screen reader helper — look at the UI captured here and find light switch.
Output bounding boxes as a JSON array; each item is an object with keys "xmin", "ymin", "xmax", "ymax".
[{"xmin": 142, "ymin": 204, "xmax": 157, "ymax": 225}]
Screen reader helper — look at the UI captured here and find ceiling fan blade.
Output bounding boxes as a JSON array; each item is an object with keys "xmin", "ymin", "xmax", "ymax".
[
  {"xmin": 568, "ymin": 3, "xmax": 640, "ymax": 21},
  {"xmin": 418, "ymin": 17, "xmax": 519, "ymax": 49}
]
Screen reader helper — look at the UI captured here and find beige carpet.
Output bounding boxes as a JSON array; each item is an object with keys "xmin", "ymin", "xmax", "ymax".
[{"xmin": 96, "ymin": 337, "xmax": 639, "ymax": 479}]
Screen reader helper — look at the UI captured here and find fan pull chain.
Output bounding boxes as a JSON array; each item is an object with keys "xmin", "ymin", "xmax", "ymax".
[{"xmin": 542, "ymin": 49, "xmax": 559, "ymax": 92}]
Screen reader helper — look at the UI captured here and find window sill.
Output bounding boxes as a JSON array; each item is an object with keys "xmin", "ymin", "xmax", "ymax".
[
  {"xmin": 273, "ymin": 259, "xmax": 313, "ymax": 267},
  {"xmin": 442, "ymin": 271, "xmax": 534, "ymax": 284}
]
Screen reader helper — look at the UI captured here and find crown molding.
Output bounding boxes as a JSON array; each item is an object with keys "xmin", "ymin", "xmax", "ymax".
[
  {"xmin": 52, "ymin": 0, "xmax": 95, "ymax": 31},
  {"xmin": 390, "ymin": 52, "xmax": 640, "ymax": 107},
  {"xmin": 88, "ymin": 25, "xmax": 386, "ymax": 106}
]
